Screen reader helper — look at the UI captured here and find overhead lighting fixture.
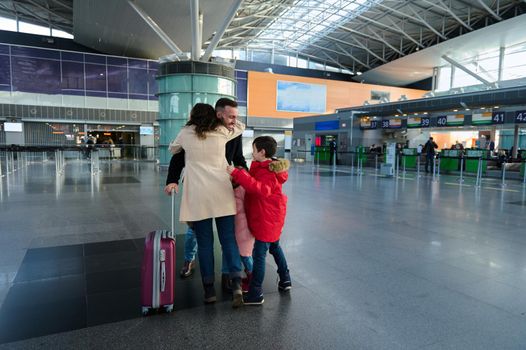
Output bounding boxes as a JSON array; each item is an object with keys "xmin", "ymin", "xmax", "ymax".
[
  {"xmin": 453, "ymin": 109, "xmax": 458, "ymax": 112},
  {"xmin": 356, "ymin": 71, "xmax": 362, "ymax": 76},
  {"xmin": 423, "ymin": 112, "xmax": 428, "ymax": 115},
  {"xmin": 494, "ymin": 106, "xmax": 499, "ymax": 108}
]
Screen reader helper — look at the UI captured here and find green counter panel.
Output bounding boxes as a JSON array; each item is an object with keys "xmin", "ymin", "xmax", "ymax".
[
  {"xmin": 402, "ymin": 155, "xmax": 417, "ymax": 168},
  {"xmin": 440, "ymin": 158, "xmax": 459, "ymax": 172},
  {"xmin": 465, "ymin": 159, "xmax": 487, "ymax": 174}
]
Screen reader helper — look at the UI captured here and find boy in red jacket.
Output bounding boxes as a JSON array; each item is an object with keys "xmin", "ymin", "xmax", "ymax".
[{"xmin": 227, "ymin": 136, "xmax": 291, "ymax": 305}]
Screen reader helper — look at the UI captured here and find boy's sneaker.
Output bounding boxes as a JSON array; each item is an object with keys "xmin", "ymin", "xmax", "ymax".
[
  {"xmin": 179, "ymin": 260, "xmax": 194, "ymax": 278},
  {"xmin": 278, "ymin": 273, "xmax": 292, "ymax": 292},
  {"xmin": 243, "ymin": 293, "xmax": 264, "ymax": 306}
]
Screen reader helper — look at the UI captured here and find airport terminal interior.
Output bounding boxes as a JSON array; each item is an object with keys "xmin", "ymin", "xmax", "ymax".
[{"xmin": 1, "ymin": 0, "xmax": 526, "ymax": 348}]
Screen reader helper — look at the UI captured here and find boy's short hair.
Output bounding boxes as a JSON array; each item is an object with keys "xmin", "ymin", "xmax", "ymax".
[
  {"xmin": 215, "ymin": 98, "xmax": 238, "ymax": 110},
  {"xmin": 253, "ymin": 136, "xmax": 277, "ymax": 158}
]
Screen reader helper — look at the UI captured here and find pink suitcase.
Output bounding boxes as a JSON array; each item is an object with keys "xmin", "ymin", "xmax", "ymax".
[
  {"xmin": 141, "ymin": 230, "xmax": 175, "ymax": 315},
  {"xmin": 141, "ymin": 190, "xmax": 176, "ymax": 315}
]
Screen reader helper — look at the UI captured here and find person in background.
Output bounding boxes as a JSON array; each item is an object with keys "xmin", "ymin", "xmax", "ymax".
[
  {"xmin": 329, "ymin": 139, "xmax": 337, "ymax": 165},
  {"xmin": 423, "ymin": 137, "xmax": 438, "ymax": 173},
  {"xmin": 227, "ymin": 136, "xmax": 291, "ymax": 306}
]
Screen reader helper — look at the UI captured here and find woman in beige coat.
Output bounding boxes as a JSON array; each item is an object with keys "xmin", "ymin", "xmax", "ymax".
[{"xmin": 167, "ymin": 103, "xmax": 245, "ymax": 307}]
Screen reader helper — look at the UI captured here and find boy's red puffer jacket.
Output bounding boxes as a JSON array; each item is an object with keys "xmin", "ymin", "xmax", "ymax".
[{"xmin": 230, "ymin": 159, "xmax": 289, "ymax": 243}]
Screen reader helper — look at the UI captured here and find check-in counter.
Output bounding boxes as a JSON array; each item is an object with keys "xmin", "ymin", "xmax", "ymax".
[
  {"xmin": 440, "ymin": 149, "xmax": 461, "ymax": 172},
  {"xmin": 465, "ymin": 149, "xmax": 488, "ymax": 174},
  {"xmin": 314, "ymin": 146, "xmax": 330, "ymax": 163},
  {"xmin": 401, "ymin": 148, "xmax": 417, "ymax": 168},
  {"xmin": 357, "ymin": 146, "xmax": 367, "ymax": 164}
]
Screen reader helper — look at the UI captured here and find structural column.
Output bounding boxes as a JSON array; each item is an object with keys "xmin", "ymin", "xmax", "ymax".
[{"xmin": 157, "ymin": 61, "xmax": 237, "ymax": 165}]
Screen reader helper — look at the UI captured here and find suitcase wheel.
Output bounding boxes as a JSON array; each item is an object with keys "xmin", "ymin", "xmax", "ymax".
[
  {"xmin": 141, "ymin": 307, "xmax": 149, "ymax": 316},
  {"xmin": 164, "ymin": 305, "xmax": 174, "ymax": 313}
]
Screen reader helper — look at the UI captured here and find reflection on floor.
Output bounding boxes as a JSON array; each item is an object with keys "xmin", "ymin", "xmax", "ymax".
[
  {"xmin": 2, "ymin": 159, "xmax": 526, "ymax": 348},
  {"xmin": 0, "ymin": 235, "xmax": 279, "ymax": 344}
]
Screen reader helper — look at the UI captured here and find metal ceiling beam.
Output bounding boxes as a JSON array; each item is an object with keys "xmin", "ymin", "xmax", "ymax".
[
  {"xmin": 127, "ymin": 0, "xmax": 183, "ymax": 59},
  {"xmin": 441, "ymin": 55, "xmax": 495, "ymax": 87},
  {"xmin": 366, "ymin": 27, "xmax": 403, "ymax": 56},
  {"xmin": 332, "ymin": 42, "xmax": 371, "ymax": 69},
  {"xmin": 476, "ymin": 0, "xmax": 502, "ymax": 21},
  {"xmin": 51, "ymin": 0, "xmax": 72, "ymax": 11},
  {"xmin": 320, "ymin": 51, "xmax": 354, "ymax": 73},
  {"xmin": 420, "ymin": 0, "xmax": 473, "ymax": 31},
  {"xmin": 26, "ymin": 0, "xmax": 71, "ymax": 24},
  {"xmin": 384, "ymin": 16, "xmax": 425, "ymax": 48},
  {"xmin": 406, "ymin": 5, "xmax": 448, "ymax": 40},
  {"xmin": 375, "ymin": 2, "xmax": 436, "ymax": 31},
  {"xmin": 344, "ymin": 35, "xmax": 385, "ymax": 63},
  {"xmin": 201, "ymin": 0, "xmax": 243, "ymax": 61}
]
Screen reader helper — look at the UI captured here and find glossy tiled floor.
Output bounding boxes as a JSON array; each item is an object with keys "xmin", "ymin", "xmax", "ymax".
[{"xmin": 1, "ymin": 157, "xmax": 526, "ymax": 349}]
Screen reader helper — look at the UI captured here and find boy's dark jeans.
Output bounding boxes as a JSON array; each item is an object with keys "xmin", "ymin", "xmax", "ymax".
[{"xmin": 249, "ymin": 239, "xmax": 289, "ymax": 297}]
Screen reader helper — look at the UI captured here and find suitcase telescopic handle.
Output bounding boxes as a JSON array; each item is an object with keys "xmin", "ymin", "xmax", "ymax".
[{"xmin": 171, "ymin": 188, "xmax": 175, "ymax": 238}]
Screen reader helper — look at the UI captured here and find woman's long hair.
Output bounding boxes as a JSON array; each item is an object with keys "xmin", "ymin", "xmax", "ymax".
[{"xmin": 186, "ymin": 103, "xmax": 219, "ymax": 139}]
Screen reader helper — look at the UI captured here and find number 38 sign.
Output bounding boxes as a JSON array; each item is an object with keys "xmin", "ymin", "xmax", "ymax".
[{"xmin": 516, "ymin": 111, "xmax": 526, "ymax": 123}]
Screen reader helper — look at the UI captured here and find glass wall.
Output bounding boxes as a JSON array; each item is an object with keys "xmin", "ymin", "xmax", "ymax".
[
  {"xmin": 0, "ymin": 43, "xmax": 158, "ymax": 111},
  {"xmin": 435, "ymin": 41, "xmax": 526, "ymax": 92}
]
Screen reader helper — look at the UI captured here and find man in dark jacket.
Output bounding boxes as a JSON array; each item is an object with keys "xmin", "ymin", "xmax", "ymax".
[
  {"xmin": 164, "ymin": 98, "xmax": 247, "ymax": 289},
  {"xmin": 423, "ymin": 137, "xmax": 438, "ymax": 173}
]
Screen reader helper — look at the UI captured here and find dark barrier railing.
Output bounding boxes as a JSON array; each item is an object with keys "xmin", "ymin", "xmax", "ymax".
[
  {"xmin": 0, "ymin": 144, "xmax": 159, "ymax": 161},
  {"xmin": 290, "ymin": 148, "xmax": 526, "ymax": 185}
]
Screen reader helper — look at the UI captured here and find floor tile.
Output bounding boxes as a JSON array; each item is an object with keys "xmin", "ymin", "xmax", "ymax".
[
  {"xmin": 0, "ymin": 297, "xmax": 86, "ymax": 345},
  {"xmin": 13, "ymin": 257, "xmax": 84, "ymax": 283},
  {"xmin": 84, "ymin": 239, "xmax": 137, "ymax": 256},
  {"xmin": 86, "ymin": 267, "xmax": 141, "ymax": 295}
]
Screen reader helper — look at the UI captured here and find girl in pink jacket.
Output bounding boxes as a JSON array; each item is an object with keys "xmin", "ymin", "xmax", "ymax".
[{"xmin": 233, "ymin": 181, "xmax": 255, "ymax": 293}]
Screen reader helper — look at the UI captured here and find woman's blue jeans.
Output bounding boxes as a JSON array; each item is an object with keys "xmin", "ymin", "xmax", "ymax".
[
  {"xmin": 183, "ymin": 226, "xmax": 198, "ymax": 262},
  {"xmin": 193, "ymin": 215, "xmax": 242, "ymax": 285},
  {"xmin": 249, "ymin": 239, "xmax": 289, "ymax": 296}
]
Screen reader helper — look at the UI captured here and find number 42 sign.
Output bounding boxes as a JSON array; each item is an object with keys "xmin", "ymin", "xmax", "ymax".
[{"xmin": 516, "ymin": 111, "xmax": 526, "ymax": 123}]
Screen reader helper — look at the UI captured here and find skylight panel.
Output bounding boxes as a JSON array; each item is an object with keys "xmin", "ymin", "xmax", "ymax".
[{"xmin": 251, "ymin": 0, "xmax": 384, "ymax": 51}]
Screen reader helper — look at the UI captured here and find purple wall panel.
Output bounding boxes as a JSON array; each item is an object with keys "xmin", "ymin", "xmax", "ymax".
[
  {"xmin": 107, "ymin": 57, "xmax": 128, "ymax": 67},
  {"xmin": 0, "ymin": 55, "xmax": 10, "ymax": 85},
  {"xmin": 0, "ymin": 44, "xmax": 9, "ymax": 55},
  {"xmin": 129, "ymin": 68, "xmax": 148, "ymax": 94},
  {"xmin": 107, "ymin": 65, "xmax": 128, "ymax": 93},
  {"xmin": 11, "ymin": 46, "xmax": 60, "ymax": 60},
  {"xmin": 85, "ymin": 54, "xmax": 106, "ymax": 64},
  {"xmin": 128, "ymin": 59, "xmax": 147, "ymax": 69},
  {"xmin": 85, "ymin": 63, "xmax": 106, "ymax": 91},
  {"xmin": 61, "ymin": 51, "xmax": 84, "ymax": 62},
  {"xmin": 61, "ymin": 61, "xmax": 85, "ymax": 90},
  {"xmin": 148, "ymin": 70, "xmax": 157, "ymax": 96},
  {"xmin": 1, "ymin": 43, "xmax": 159, "ymax": 101},
  {"xmin": 11, "ymin": 57, "xmax": 61, "ymax": 93}
]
